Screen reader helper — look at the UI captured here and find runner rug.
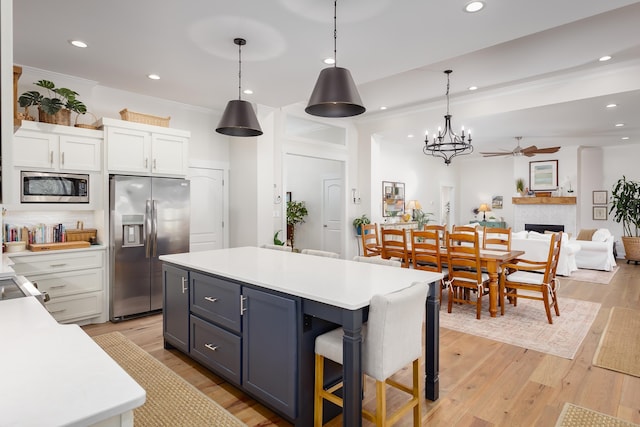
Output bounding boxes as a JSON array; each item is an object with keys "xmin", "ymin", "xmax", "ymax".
[
  {"xmin": 93, "ymin": 331, "xmax": 246, "ymax": 427},
  {"xmin": 439, "ymin": 297, "xmax": 600, "ymax": 359},
  {"xmin": 555, "ymin": 402, "xmax": 639, "ymax": 427},
  {"xmin": 593, "ymin": 307, "xmax": 640, "ymax": 377}
]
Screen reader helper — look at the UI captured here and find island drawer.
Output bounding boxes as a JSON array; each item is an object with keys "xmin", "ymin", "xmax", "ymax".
[
  {"xmin": 190, "ymin": 315, "xmax": 241, "ymax": 385},
  {"xmin": 190, "ymin": 272, "xmax": 241, "ymax": 333}
]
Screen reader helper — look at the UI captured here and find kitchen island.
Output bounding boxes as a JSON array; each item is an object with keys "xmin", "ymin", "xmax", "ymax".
[
  {"xmin": 0, "ymin": 297, "xmax": 145, "ymax": 427},
  {"xmin": 160, "ymin": 246, "xmax": 442, "ymax": 427}
]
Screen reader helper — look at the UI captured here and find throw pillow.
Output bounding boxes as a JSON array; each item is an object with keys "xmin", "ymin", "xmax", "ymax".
[
  {"xmin": 592, "ymin": 228, "xmax": 611, "ymax": 242},
  {"xmin": 576, "ymin": 229, "xmax": 597, "ymax": 241}
]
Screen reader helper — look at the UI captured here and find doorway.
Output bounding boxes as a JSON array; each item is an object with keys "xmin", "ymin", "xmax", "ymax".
[{"xmin": 440, "ymin": 185, "xmax": 455, "ymax": 231}]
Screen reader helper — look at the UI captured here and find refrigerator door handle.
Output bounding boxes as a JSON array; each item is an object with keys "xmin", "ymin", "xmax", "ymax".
[
  {"xmin": 145, "ymin": 199, "xmax": 152, "ymax": 259},
  {"xmin": 152, "ymin": 199, "xmax": 158, "ymax": 257}
]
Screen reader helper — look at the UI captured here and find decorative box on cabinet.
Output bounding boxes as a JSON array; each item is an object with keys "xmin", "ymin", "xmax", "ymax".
[
  {"xmin": 474, "ymin": 221, "xmax": 508, "ymax": 229},
  {"xmin": 99, "ymin": 117, "xmax": 190, "ymax": 177},
  {"xmin": 9, "ymin": 247, "xmax": 107, "ymax": 324},
  {"xmin": 13, "ymin": 120, "xmax": 102, "ymax": 172}
]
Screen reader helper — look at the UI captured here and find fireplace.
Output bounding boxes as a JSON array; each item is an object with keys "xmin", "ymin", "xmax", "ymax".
[{"xmin": 525, "ymin": 224, "xmax": 564, "ymax": 233}]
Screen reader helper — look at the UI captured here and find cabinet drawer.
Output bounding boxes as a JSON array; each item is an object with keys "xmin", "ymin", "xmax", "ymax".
[
  {"xmin": 190, "ymin": 315, "xmax": 241, "ymax": 385},
  {"xmin": 45, "ymin": 291, "xmax": 103, "ymax": 323},
  {"xmin": 190, "ymin": 272, "xmax": 241, "ymax": 332},
  {"xmin": 10, "ymin": 250, "xmax": 103, "ymax": 275},
  {"xmin": 28, "ymin": 269, "xmax": 103, "ymax": 298}
]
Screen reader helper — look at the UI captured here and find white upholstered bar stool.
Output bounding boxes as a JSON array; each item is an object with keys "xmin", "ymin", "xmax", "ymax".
[
  {"xmin": 313, "ymin": 281, "xmax": 428, "ymax": 427},
  {"xmin": 301, "ymin": 249, "xmax": 340, "ymax": 258},
  {"xmin": 352, "ymin": 256, "xmax": 401, "ymax": 267},
  {"xmin": 261, "ymin": 244, "xmax": 292, "ymax": 252}
]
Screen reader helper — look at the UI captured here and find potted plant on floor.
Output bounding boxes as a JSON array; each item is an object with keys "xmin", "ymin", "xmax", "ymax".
[
  {"xmin": 352, "ymin": 214, "xmax": 370, "ymax": 236},
  {"xmin": 609, "ymin": 175, "xmax": 640, "ymax": 264},
  {"xmin": 18, "ymin": 80, "xmax": 87, "ymax": 126},
  {"xmin": 286, "ymin": 200, "xmax": 308, "ymax": 251}
]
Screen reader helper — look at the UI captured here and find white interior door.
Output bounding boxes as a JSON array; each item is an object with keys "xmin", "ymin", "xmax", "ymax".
[
  {"xmin": 188, "ymin": 167, "xmax": 224, "ymax": 251},
  {"xmin": 322, "ymin": 178, "xmax": 342, "ymax": 255}
]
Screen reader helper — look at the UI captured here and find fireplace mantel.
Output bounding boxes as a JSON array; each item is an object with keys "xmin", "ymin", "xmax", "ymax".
[{"xmin": 512, "ymin": 196, "xmax": 576, "ymax": 205}]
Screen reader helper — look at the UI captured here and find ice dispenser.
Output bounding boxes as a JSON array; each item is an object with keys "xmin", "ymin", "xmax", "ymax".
[{"xmin": 122, "ymin": 214, "xmax": 144, "ymax": 247}]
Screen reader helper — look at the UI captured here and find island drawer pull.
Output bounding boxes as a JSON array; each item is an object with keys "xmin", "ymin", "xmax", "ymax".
[
  {"xmin": 50, "ymin": 263, "xmax": 68, "ymax": 268},
  {"xmin": 204, "ymin": 296, "xmax": 218, "ymax": 303},
  {"xmin": 204, "ymin": 343, "xmax": 219, "ymax": 352},
  {"xmin": 50, "ymin": 284, "xmax": 67, "ymax": 289}
]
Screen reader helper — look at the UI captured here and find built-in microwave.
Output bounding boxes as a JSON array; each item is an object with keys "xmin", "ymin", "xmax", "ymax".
[{"xmin": 21, "ymin": 171, "xmax": 89, "ymax": 203}]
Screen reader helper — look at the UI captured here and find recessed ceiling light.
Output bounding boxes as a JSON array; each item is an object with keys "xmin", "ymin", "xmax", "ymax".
[
  {"xmin": 407, "ymin": 134, "xmax": 414, "ymax": 138},
  {"xmin": 323, "ymin": 58, "xmax": 336, "ymax": 65},
  {"xmin": 147, "ymin": 74, "xmax": 160, "ymax": 80},
  {"xmin": 243, "ymin": 89, "xmax": 253, "ymax": 95},
  {"xmin": 615, "ymin": 123, "xmax": 625, "ymax": 127},
  {"xmin": 464, "ymin": 1, "xmax": 485, "ymax": 13},
  {"xmin": 468, "ymin": 86, "xmax": 478, "ymax": 91},
  {"xmin": 69, "ymin": 40, "xmax": 87, "ymax": 48},
  {"xmin": 599, "ymin": 55, "xmax": 612, "ymax": 62},
  {"xmin": 621, "ymin": 137, "xmax": 630, "ymax": 140},
  {"xmin": 606, "ymin": 103, "xmax": 617, "ymax": 108},
  {"xmin": 380, "ymin": 106, "xmax": 387, "ymax": 110}
]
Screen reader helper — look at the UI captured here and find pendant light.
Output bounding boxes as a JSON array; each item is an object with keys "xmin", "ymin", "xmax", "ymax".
[
  {"xmin": 305, "ymin": 0, "xmax": 365, "ymax": 118},
  {"xmin": 216, "ymin": 38, "xmax": 263, "ymax": 137}
]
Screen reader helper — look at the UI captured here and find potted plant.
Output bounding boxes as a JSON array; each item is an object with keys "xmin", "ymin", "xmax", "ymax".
[
  {"xmin": 609, "ymin": 175, "xmax": 640, "ymax": 263},
  {"xmin": 286, "ymin": 200, "xmax": 308, "ymax": 250},
  {"xmin": 515, "ymin": 178, "xmax": 525, "ymax": 196},
  {"xmin": 414, "ymin": 209, "xmax": 433, "ymax": 230},
  {"xmin": 18, "ymin": 80, "xmax": 87, "ymax": 126},
  {"xmin": 273, "ymin": 230, "xmax": 285, "ymax": 246},
  {"xmin": 352, "ymin": 214, "xmax": 371, "ymax": 236}
]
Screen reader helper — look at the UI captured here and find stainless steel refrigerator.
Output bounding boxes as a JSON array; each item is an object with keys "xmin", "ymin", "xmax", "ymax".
[{"xmin": 109, "ymin": 175, "xmax": 190, "ymax": 321}]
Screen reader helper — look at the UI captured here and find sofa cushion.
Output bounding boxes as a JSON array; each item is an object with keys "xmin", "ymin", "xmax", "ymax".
[
  {"xmin": 512, "ymin": 230, "xmax": 528, "ymax": 239},
  {"xmin": 592, "ymin": 228, "xmax": 611, "ymax": 242},
  {"xmin": 528, "ymin": 231, "xmax": 551, "ymax": 240},
  {"xmin": 576, "ymin": 229, "xmax": 597, "ymax": 241}
]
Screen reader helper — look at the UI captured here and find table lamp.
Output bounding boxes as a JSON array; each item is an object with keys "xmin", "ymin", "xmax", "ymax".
[
  {"xmin": 406, "ymin": 200, "xmax": 422, "ymax": 220},
  {"xmin": 478, "ymin": 203, "xmax": 490, "ymax": 221}
]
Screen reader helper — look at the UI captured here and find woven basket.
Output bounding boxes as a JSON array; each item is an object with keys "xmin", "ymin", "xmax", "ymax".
[
  {"xmin": 39, "ymin": 108, "xmax": 71, "ymax": 126},
  {"xmin": 622, "ymin": 236, "xmax": 640, "ymax": 261},
  {"xmin": 65, "ymin": 228, "xmax": 97, "ymax": 242},
  {"xmin": 74, "ymin": 112, "xmax": 99, "ymax": 129},
  {"xmin": 119, "ymin": 109, "xmax": 170, "ymax": 127}
]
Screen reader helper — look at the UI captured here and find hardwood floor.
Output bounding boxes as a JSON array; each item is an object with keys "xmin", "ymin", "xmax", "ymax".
[{"xmin": 82, "ymin": 261, "xmax": 640, "ymax": 426}]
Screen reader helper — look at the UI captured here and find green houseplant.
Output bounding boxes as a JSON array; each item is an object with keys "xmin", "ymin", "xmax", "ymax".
[
  {"xmin": 516, "ymin": 178, "xmax": 525, "ymax": 195},
  {"xmin": 352, "ymin": 214, "xmax": 371, "ymax": 236},
  {"xmin": 609, "ymin": 175, "xmax": 640, "ymax": 263},
  {"xmin": 413, "ymin": 209, "xmax": 433, "ymax": 230},
  {"xmin": 19, "ymin": 80, "xmax": 87, "ymax": 126},
  {"xmin": 286, "ymin": 200, "xmax": 308, "ymax": 250}
]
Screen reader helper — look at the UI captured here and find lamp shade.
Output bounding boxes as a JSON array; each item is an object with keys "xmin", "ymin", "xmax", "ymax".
[
  {"xmin": 305, "ymin": 67, "xmax": 366, "ymax": 118},
  {"xmin": 478, "ymin": 203, "xmax": 490, "ymax": 212},
  {"xmin": 406, "ymin": 200, "xmax": 422, "ymax": 210},
  {"xmin": 216, "ymin": 99, "xmax": 263, "ymax": 137}
]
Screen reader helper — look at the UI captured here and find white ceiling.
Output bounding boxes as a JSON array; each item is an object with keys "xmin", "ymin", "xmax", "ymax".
[{"xmin": 12, "ymin": 0, "xmax": 640, "ymax": 155}]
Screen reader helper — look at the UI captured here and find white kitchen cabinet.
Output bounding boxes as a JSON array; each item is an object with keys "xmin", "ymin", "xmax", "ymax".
[
  {"xmin": 100, "ymin": 118, "xmax": 190, "ymax": 177},
  {"xmin": 13, "ymin": 121, "xmax": 102, "ymax": 172},
  {"xmin": 9, "ymin": 247, "xmax": 107, "ymax": 325}
]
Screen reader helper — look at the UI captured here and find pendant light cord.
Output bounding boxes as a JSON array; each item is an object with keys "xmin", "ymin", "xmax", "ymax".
[
  {"xmin": 333, "ymin": 0, "xmax": 337, "ymax": 67},
  {"xmin": 445, "ymin": 70, "xmax": 451, "ymax": 115},
  {"xmin": 238, "ymin": 41, "xmax": 243, "ymax": 100}
]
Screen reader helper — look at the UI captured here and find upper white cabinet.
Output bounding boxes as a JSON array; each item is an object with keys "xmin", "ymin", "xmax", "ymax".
[
  {"xmin": 13, "ymin": 121, "xmax": 102, "ymax": 172},
  {"xmin": 100, "ymin": 118, "xmax": 190, "ymax": 177}
]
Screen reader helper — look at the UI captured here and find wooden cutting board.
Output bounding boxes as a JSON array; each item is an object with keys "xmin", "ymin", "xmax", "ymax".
[{"xmin": 29, "ymin": 241, "xmax": 91, "ymax": 251}]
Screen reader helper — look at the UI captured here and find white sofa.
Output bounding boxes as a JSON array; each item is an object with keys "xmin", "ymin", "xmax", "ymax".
[
  {"xmin": 509, "ymin": 230, "xmax": 580, "ymax": 277},
  {"xmin": 571, "ymin": 228, "xmax": 616, "ymax": 271},
  {"xmin": 465, "ymin": 225, "xmax": 580, "ymax": 276}
]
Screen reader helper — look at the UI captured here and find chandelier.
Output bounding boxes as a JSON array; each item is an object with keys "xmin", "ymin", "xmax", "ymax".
[{"xmin": 423, "ymin": 70, "xmax": 473, "ymax": 165}]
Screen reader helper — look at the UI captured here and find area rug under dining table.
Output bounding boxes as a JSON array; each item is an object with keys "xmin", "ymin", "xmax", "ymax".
[{"xmin": 439, "ymin": 297, "xmax": 601, "ymax": 359}]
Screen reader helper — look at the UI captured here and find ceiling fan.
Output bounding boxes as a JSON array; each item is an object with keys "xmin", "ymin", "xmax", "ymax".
[{"xmin": 480, "ymin": 137, "xmax": 561, "ymax": 157}]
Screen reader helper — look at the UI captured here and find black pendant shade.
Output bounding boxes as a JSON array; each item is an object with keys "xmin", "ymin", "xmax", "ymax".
[
  {"xmin": 216, "ymin": 99, "xmax": 263, "ymax": 137},
  {"xmin": 216, "ymin": 38, "xmax": 263, "ymax": 137},
  {"xmin": 305, "ymin": 67, "xmax": 366, "ymax": 118}
]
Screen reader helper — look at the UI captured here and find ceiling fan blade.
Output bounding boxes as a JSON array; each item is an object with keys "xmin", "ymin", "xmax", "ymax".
[
  {"xmin": 521, "ymin": 145, "xmax": 538, "ymax": 153},
  {"xmin": 532, "ymin": 146, "xmax": 561, "ymax": 154},
  {"xmin": 480, "ymin": 151, "xmax": 512, "ymax": 157}
]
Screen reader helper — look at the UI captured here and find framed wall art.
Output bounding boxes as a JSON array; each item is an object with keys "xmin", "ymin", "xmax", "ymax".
[
  {"xmin": 529, "ymin": 160, "xmax": 558, "ymax": 191},
  {"xmin": 382, "ymin": 181, "xmax": 405, "ymax": 217},
  {"xmin": 592, "ymin": 190, "xmax": 607, "ymax": 205},
  {"xmin": 593, "ymin": 206, "xmax": 608, "ymax": 220}
]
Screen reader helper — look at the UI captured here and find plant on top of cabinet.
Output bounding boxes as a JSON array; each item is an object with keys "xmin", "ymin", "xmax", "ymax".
[{"xmin": 19, "ymin": 80, "xmax": 87, "ymax": 126}]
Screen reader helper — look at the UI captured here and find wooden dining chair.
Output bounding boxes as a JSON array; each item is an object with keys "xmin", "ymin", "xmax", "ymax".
[
  {"xmin": 261, "ymin": 243, "xmax": 292, "ymax": 252},
  {"xmin": 445, "ymin": 230, "xmax": 489, "ymax": 319},
  {"xmin": 352, "ymin": 256, "xmax": 401, "ymax": 267},
  {"xmin": 381, "ymin": 228, "xmax": 410, "ymax": 268},
  {"xmin": 499, "ymin": 232, "xmax": 562, "ymax": 324},
  {"xmin": 411, "ymin": 229, "xmax": 448, "ymax": 303},
  {"xmin": 361, "ymin": 223, "xmax": 382, "ymax": 257},
  {"xmin": 483, "ymin": 227, "xmax": 512, "ymax": 251}
]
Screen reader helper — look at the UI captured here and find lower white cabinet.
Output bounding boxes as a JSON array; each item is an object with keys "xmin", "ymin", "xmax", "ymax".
[{"xmin": 9, "ymin": 248, "xmax": 107, "ymax": 324}]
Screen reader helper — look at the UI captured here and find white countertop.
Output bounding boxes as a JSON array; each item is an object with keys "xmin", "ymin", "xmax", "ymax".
[
  {"xmin": 160, "ymin": 247, "xmax": 443, "ymax": 310},
  {"xmin": 0, "ymin": 297, "xmax": 146, "ymax": 427}
]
